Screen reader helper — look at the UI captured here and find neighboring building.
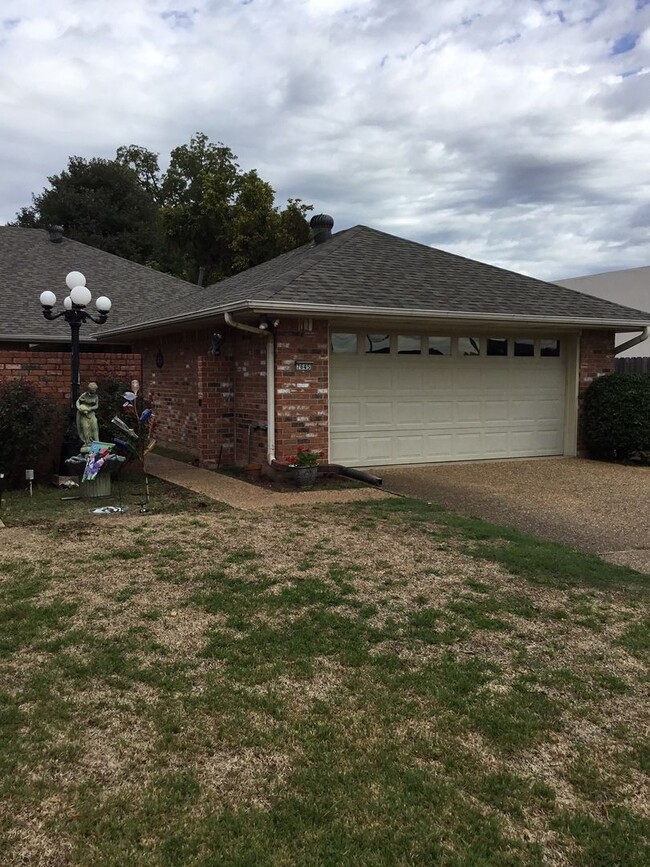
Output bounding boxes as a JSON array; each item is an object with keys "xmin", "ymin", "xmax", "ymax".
[
  {"xmin": 97, "ymin": 216, "xmax": 650, "ymax": 469},
  {"xmin": 0, "ymin": 225, "xmax": 196, "ymax": 349},
  {"xmin": 0, "ymin": 226, "xmax": 195, "ymax": 451},
  {"xmin": 556, "ymin": 267, "xmax": 650, "ymax": 357}
]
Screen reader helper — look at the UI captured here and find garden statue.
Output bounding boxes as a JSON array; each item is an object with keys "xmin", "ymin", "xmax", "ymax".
[{"xmin": 76, "ymin": 382, "xmax": 99, "ymax": 451}]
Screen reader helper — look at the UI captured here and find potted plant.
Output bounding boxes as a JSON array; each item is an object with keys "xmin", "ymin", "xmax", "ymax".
[{"xmin": 285, "ymin": 446, "xmax": 324, "ymax": 489}]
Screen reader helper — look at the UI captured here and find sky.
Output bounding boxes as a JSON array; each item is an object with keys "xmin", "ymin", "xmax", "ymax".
[{"xmin": 1, "ymin": 0, "xmax": 649, "ymax": 281}]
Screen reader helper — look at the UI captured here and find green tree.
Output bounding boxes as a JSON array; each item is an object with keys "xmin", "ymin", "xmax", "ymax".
[
  {"xmin": 13, "ymin": 156, "xmax": 159, "ymax": 263},
  {"xmin": 12, "ymin": 133, "xmax": 313, "ymax": 284},
  {"xmin": 159, "ymin": 133, "xmax": 312, "ymax": 284}
]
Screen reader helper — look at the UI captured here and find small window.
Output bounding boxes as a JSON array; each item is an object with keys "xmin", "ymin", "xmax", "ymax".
[
  {"xmin": 540, "ymin": 339, "xmax": 560, "ymax": 357},
  {"xmin": 428, "ymin": 336, "xmax": 451, "ymax": 356},
  {"xmin": 514, "ymin": 338, "xmax": 534, "ymax": 357},
  {"xmin": 331, "ymin": 333, "xmax": 357, "ymax": 354},
  {"xmin": 365, "ymin": 334, "xmax": 390, "ymax": 354},
  {"xmin": 458, "ymin": 337, "xmax": 480, "ymax": 356},
  {"xmin": 397, "ymin": 335, "xmax": 421, "ymax": 354},
  {"xmin": 487, "ymin": 338, "xmax": 508, "ymax": 356}
]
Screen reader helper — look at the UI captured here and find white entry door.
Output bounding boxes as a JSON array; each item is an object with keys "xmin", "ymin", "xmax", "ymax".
[{"xmin": 329, "ymin": 333, "xmax": 566, "ymax": 466}]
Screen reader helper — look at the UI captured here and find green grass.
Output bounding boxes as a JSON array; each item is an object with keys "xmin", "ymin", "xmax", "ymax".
[
  {"xmin": 0, "ymin": 475, "xmax": 230, "ymax": 527},
  {"xmin": 0, "ymin": 495, "xmax": 648, "ymax": 865}
]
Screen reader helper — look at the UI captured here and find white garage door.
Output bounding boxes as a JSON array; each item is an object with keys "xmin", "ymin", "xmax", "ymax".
[{"xmin": 330, "ymin": 333, "xmax": 566, "ymax": 466}]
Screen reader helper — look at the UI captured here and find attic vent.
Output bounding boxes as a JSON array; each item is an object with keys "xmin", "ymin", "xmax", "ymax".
[
  {"xmin": 49, "ymin": 225, "xmax": 64, "ymax": 243},
  {"xmin": 310, "ymin": 214, "xmax": 334, "ymax": 245}
]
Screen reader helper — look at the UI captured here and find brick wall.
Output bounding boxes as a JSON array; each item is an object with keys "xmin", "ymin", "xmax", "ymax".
[
  {"xmin": 275, "ymin": 318, "xmax": 329, "ymax": 463},
  {"xmin": 577, "ymin": 329, "xmax": 616, "ymax": 452},
  {"xmin": 233, "ymin": 330, "xmax": 269, "ymax": 464},
  {"xmin": 139, "ymin": 330, "xmax": 212, "ymax": 456},
  {"xmin": 0, "ymin": 348, "xmax": 142, "ymax": 477},
  {"xmin": 0, "ymin": 349, "xmax": 141, "ymax": 406},
  {"xmin": 135, "ymin": 319, "xmax": 331, "ymax": 468}
]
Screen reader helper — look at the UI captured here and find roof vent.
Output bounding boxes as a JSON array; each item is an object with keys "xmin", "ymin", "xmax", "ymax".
[
  {"xmin": 49, "ymin": 225, "xmax": 64, "ymax": 243},
  {"xmin": 310, "ymin": 214, "xmax": 334, "ymax": 245}
]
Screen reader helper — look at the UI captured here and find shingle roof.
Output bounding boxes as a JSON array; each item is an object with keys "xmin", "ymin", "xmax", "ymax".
[
  {"xmin": 0, "ymin": 227, "xmax": 197, "ymax": 343},
  {"xmin": 103, "ymin": 225, "xmax": 650, "ymax": 336}
]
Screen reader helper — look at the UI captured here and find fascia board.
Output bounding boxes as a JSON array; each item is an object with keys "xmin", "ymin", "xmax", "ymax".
[{"xmin": 98, "ymin": 299, "xmax": 650, "ymax": 338}]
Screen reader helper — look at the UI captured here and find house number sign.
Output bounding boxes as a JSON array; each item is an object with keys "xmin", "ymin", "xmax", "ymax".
[{"xmin": 295, "ymin": 361, "xmax": 313, "ymax": 372}]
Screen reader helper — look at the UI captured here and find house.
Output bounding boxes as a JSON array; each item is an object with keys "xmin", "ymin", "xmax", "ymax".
[
  {"xmin": 96, "ymin": 215, "xmax": 650, "ymax": 469},
  {"xmin": 0, "ymin": 225, "xmax": 197, "ymax": 418},
  {"xmin": 556, "ymin": 266, "xmax": 650, "ymax": 358}
]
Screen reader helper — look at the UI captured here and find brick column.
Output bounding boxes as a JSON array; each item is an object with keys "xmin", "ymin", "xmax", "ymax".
[
  {"xmin": 577, "ymin": 330, "xmax": 615, "ymax": 453},
  {"xmin": 197, "ymin": 353, "xmax": 234, "ymax": 469},
  {"xmin": 274, "ymin": 318, "xmax": 329, "ymax": 462}
]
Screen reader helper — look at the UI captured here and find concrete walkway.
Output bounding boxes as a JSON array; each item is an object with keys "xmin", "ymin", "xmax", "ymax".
[{"xmin": 146, "ymin": 453, "xmax": 389, "ymax": 510}]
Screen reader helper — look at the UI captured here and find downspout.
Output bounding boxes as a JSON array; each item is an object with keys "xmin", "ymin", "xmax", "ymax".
[
  {"xmin": 615, "ymin": 327, "xmax": 650, "ymax": 355},
  {"xmin": 224, "ymin": 311, "xmax": 276, "ymax": 465}
]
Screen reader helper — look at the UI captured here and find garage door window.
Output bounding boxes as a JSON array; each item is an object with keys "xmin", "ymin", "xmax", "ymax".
[
  {"xmin": 397, "ymin": 335, "xmax": 421, "ymax": 354},
  {"xmin": 540, "ymin": 339, "xmax": 561, "ymax": 357},
  {"xmin": 331, "ymin": 333, "xmax": 358, "ymax": 354},
  {"xmin": 365, "ymin": 334, "xmax": 391, "ymax": 354},
  {"xmin": 459, "ymin": 337, "xmax": 480, "ymax": 356},
  {"xmin": 514, "ymin": 338, "xmax": 535, "ymax": 357},
  {"xmin": 428, "ymin": 336, "xmax": 451, "ymax": 356},
  {"xmin": 487, "ymin": 338, "xmax": 508, "ymax": 356}
]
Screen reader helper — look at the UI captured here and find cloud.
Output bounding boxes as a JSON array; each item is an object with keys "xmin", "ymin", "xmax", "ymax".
[{"xmin": 1, "ymin": 0, "xmax": 649, "ymax": 279}]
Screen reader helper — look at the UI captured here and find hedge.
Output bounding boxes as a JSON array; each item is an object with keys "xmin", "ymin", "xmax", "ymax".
[{"xmin": 583, "ymin": 373, "xmax": 650, "ymax": 461}]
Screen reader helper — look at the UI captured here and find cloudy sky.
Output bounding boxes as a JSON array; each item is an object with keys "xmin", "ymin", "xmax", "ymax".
[{"xmin": 1, "ymin": 0, "xmax": 649, "ymax": 280}]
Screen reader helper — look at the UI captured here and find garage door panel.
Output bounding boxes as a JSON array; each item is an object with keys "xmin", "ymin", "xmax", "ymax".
[
  {"xmin": 455, "ymin": 401, "xmax": 482, "ymax": 422},
  {"xmin": 331, "ymin": 403, "xmax": 361, "ymax": 428},
  {"xmin": 360, "ymin": 367, "xmax": 392, "ymax": 390},
  {"xmin": 424, "ymin": 401, "xmax": 454, "ymax": 423},
  {"xmin": 510, "ymin": 400, "xmax": 538, "ymax": 422},
  {"xmin": 330, "ymin": 348, "xmax": 566, "ymax": 466},
  {"xmin": 364, "ymin": 436, "xmax": 394, "ymax": 461},
  {"xmin": 537, "ymin": 399, "xmax": 564, "ymax": 422},
  {"xmin": 395, "ymin": 402, "xmax": 425, "ymax": 425},
  {"xmin": 481, "ymin": 431, "xmax": 510, "ymax": 454},
  {"xmin": 394, "ymin": 435, "xmax": 426, "ymax": 458},
  {"xmin": 364, "ymin": 402, "xmax": 393, "ymax": 425},
  {"xmin": 484, "ymin": 400, "xmax": 509, "ymax": 422}
]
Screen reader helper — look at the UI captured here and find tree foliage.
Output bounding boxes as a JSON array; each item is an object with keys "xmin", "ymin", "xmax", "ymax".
[
  {"xmin": 14, "ymin": 157, "xmax": 159, "ymax": 263},
  {"xmin": 14, "ymin": 133, "xmax": 312, "ymax": 285}
]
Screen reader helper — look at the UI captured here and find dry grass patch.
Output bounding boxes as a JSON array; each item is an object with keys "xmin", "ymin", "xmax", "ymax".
[{"xmin": 0, "ymin": 497, "xmax": 648, "ymax": 866}]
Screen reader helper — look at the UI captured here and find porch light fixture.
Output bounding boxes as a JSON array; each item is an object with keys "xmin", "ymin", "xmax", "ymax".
[{"xmin": 39, "ymin": 271, "xmax": 112, "ymax": 462}]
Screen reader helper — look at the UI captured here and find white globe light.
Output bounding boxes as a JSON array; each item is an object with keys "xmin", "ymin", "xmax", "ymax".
[
  {"xmin": 63, "ymin": 296, "xmax": 73, "ymax": 310},
  {"xmin": 66, "ymin": 271, "xmax": 86, "ymax": 290},
  {"xmin": 70, "ymin": 285, "xmax": 92, "ymax": 307},
  {"xmin": 95, "ymin": 296, "xmax": 112, "ymax": 313},
  {"xmin": 39, "ymin": 290, "xmax": 56, "ymax": 307}
]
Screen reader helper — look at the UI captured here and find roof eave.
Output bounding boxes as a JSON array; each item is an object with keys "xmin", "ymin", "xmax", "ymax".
[{"xmin": 99, "ymin": 299, "xmax": 650, "ymax": 339}]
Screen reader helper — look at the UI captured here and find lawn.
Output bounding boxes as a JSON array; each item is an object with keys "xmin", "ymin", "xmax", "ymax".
[{"xmin": 0, "ymin": 493, "xmax": 648, "ymax": 866}]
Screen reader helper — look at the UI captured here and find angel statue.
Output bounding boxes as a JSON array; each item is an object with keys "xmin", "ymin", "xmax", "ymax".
[{"xmin": 76, "ymin": 382, "xmax": 100, "ymax": 451}]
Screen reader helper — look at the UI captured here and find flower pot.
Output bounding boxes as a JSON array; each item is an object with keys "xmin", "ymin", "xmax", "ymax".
[
  {"xmin": 289, "ymin": 466, "xmax": 318, "ymax": 489},
  {"xmin": 245, "ymin": 462, "xmax": 262, "ymax": 480}
]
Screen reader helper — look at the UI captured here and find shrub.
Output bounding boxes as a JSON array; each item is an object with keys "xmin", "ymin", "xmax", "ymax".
[
  {"xmin": 96, "ymin": 378, "xmax": 129, "ymax": 441},
  {"xmin": 583, "ymin": 373, "xmax": 650, "ymax": 462},
  {"xmin": 0, "ymin": 381, "xmax": 60, "ymax": 487}
]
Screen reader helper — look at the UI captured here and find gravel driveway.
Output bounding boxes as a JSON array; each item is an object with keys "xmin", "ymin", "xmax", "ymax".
[{"xmin": 371, "ymin": 458, "xmax": 650, "ymax": 573}]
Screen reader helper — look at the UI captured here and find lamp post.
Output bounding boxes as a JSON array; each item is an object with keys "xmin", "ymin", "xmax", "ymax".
[{"xmin": 39, "ymin": 271, "xmax": 112, "ymax": 467}]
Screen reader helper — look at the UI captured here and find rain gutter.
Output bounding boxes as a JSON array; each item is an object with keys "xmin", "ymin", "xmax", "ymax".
[{"xmin": 99, "ymin": 300, "xmax": 650, "ymax": 340}]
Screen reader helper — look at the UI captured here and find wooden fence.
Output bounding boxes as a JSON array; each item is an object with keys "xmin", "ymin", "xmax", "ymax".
[{"xmin": 615, "ymin": 356, "xmax": 649, "ymax": 374}]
